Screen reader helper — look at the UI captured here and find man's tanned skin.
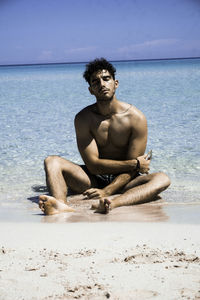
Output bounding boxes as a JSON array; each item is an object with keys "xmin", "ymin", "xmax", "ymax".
[{"xmin": 39, "ymin": 58, "xmax": 170, "ymax": 215}]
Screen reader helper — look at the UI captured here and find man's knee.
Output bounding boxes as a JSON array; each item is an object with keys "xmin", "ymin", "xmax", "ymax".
[
  {"xmin": 44, "ymin": 155, "xmax": 61, "ymax": 171},
  {"xmin": 153, "ymin": 172, "xmax": 171, "ymax": 193}
]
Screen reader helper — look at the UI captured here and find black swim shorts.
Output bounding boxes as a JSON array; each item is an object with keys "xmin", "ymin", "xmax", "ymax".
[{"xmin": 80, "ymin": 165, "xmax": 117, "ymax": 189}]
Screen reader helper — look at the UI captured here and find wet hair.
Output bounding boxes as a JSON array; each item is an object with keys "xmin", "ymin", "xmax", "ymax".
[{"xmin": 83, "ymin": 58, "xmax": 116, "ymax": 85}]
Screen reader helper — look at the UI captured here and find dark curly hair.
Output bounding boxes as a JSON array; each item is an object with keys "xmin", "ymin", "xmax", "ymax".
[{"xmin": 83, "ymin": 58, "xmax": 116, "ymax": 85}]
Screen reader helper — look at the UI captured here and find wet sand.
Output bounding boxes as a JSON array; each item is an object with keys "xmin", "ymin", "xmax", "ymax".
[{"xmin": 1, "ymin": 191, "xmax": 200, "ymax": 224}]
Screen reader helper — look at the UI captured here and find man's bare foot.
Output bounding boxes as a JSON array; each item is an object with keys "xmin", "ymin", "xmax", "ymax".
[
  {"xmin": 94, "ymin": 198, "xmax": 111, "ymax": 214},
  {"xmin": 39, "ymin": 195, "xmax": 74, "ymax": 215}
]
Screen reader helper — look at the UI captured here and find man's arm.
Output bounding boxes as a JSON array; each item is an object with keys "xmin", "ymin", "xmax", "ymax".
[
  {"xmin": 102, "ymin": 112, "xmax": 149, "ymax": 194},
  {"xmin": 102, "ymin": 120, "xmax": 149, "ymax": 196}
]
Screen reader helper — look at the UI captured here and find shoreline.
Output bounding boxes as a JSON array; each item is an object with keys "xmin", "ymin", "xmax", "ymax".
[{"xmin": 1, "ymin": 196, "xmax": 200, "ymax": 224}]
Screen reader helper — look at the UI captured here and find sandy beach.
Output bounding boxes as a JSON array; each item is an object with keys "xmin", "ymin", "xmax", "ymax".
[{"xmin": 1, "ymin": 196, "xmax": 200, "ymax": 300}]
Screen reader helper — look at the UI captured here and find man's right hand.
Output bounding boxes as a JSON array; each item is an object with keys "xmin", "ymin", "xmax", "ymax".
[{"xmin": 136, "ymin": 154, "xmax": 151, "ymax": 174}]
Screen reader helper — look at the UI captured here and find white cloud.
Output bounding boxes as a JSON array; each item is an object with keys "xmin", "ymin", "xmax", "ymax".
[
  {"xmin": 118, "ymin": 39, "xmax": 179, "ymax": 53},
  {"xmin": 117, "ymin": 39, "xmax": 200, "ymax": 59}
]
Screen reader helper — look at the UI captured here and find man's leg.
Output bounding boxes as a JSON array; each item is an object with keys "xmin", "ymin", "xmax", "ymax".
[
  {"xmin": 95, "ymin": 172, "xmax": 171, "ymax": 213},
  {"xmin": 39, "ymin": 155, "xmax": 92, "ymax": 215}
]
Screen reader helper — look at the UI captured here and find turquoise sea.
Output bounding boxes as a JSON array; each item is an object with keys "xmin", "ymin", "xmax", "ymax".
[{"xmin": 0, "ymin": 58, "xmax": 200, "ymax": 219}]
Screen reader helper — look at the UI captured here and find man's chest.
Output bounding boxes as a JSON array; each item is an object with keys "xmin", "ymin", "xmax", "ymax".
[{"xmin": 91, "ymin": 117, "xmax": 131, "ymax": 148}]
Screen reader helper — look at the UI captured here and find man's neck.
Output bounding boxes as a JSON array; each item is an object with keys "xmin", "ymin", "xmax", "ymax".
[{"xmin": 96, "ymin": 96, "xmax": 118, "ymax": 117}]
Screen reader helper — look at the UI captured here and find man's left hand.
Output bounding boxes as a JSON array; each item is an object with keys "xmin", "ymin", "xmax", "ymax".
[{"xmin": 83, "ymin": 188, "xmax": 108, "ymax": 199}]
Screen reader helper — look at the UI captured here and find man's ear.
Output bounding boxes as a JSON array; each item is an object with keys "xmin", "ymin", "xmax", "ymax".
[
  {"xmin": 115, "ymin": 80, "xmax": 119, "ymax": 88},
  {"xmin": 88, "ymin": 86, "xmax": 94, "ymax": 95}
]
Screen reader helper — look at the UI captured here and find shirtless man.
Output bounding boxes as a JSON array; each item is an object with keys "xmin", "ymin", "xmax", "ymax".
[{"xmin": 39, "ymin": 58, "xmax": 170, "ymax": 215}]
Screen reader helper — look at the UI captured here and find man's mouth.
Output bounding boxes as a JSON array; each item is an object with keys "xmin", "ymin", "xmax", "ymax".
[{"xmin": 99, "ymin": 89, "xmax": 109, "ymax": 94}]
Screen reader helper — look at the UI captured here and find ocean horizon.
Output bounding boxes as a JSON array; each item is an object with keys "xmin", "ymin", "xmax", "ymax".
[{"xmin": 1, "ymin": 56, "xmax": 200, "ymax": 67}]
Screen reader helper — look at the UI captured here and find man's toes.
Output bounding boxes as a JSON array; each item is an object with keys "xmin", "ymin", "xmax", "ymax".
[
  {"xmin": 39, "ymin": 204, "xmax": 45, "ymax": 212},
  {"xmin": 104, "ymin": 204, "xmax": 109, "ymax": 214},
  {"xmin": 105, "ymin": 199, "xmax": 111, "ymax": 205},
  {"xmin": 104, "ymin": 199, "xmax": 111, "ymax": 213},
  {"xmin": 94, "ymin": 198, "xmax": 111, "ymax": 214},
  {"xmin": 38, "ymin": 201, "xmax": 44, "ymax": 211}
]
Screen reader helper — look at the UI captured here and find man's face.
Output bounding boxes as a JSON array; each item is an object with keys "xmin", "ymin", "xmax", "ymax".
[{"xmin": 89, "ymin": 69, "xmax": 118, "ymax": 101}]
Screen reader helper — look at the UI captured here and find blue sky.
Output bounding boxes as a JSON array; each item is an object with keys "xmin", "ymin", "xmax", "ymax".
[{"xmin": 0, "ymin": 0, "xmax": 200, "ymax": 65}]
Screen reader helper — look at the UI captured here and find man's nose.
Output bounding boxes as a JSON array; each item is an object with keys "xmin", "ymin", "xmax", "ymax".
[{"xmin": 99, "ymin": 78, "xmax": 105, "ymax": 87}]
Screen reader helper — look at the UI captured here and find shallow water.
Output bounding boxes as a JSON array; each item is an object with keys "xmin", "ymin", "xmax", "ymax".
[{"xmin": 0, "ymin": 59, "xmax": 200, "ymax": 216}]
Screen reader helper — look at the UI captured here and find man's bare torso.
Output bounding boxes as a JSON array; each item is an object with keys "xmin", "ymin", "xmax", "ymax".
[{"xmin": 76, "ymin": 100, "xmax": 146, "ymax": 161}]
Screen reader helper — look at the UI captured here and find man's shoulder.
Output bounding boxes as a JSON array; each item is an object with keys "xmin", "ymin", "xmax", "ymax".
[
  {"xmin": 122, "ymin": 102, "xmax": 146, "ymax": 123},
  {"xmin": 129, "ymin": 105, "xmax": 147, "ymax": 133},
  {"xmin": 131, "ymin": 105, "xmax": 146, "ymax": 119},
  {"xmin": 74, "ymin": 104, "xmax": 96, "ymax": 129},
  {"xmin": 75, "ymin": 104, "xmax": 95, "ymax": 119}
]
